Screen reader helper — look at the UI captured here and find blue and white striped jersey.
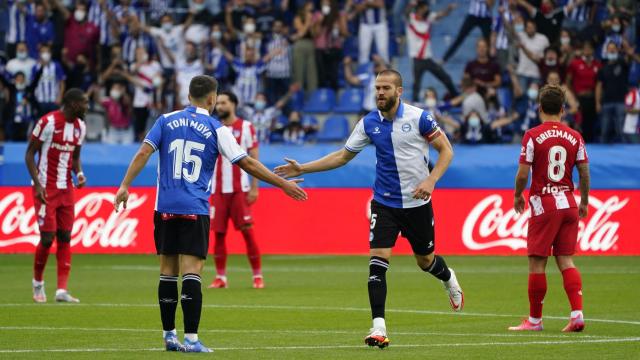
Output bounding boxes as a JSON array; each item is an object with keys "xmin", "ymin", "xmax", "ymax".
[
  {"xmin": 492, "ymin": 10, "xmax": 513, "ymax": 50},
  {"xmin": 232, "ymin": 59, "xmax": 266, "ymax": 105},
  {"xmin": 88, "ymin": 0, "xmax": 115, "ymax": 46},
  {"xmin": 32, "ymin": 61, "xmax": 65, "ymax": 103},
  {"xmin": 144, "ymin": 106, "xmax": 248, "ymax": 215},
  {"xmin": 354, "ymin": 0, "xmax": 386, "ymax": 25},
  {"xmin": 468, "ymin": 0, "xmax": 492, "ymax": 18},
  {"xmin": 7, "ymin": 0, "xmax": 33, "ymax": 44},
  {"xmin": 345, "ymin": 102, "xmax": 441, "ymax": 209}
]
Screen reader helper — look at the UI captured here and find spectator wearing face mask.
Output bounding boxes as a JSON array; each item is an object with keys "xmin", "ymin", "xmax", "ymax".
[
  {"xmin": 596, "ymin": 42, "xmax": 632, "ymax": 143},
  {"xmin": 450, "ymin": 76, "xmax": 489, "ymax": 126},
  {"xmin": 283, "ymin": 110, "xmax": 305, "ymax": 145},
  {"xmin": 599, "ymin": 15, "xmax": 627, "ymax": 59},
  {"xmin": 566, "ymin": 40, "xmax": 602, "ymax": 142},
  {"xmin": 119, "ymin": 47, "xmax": 163, "ymax": 141},
  {"xmin": 224, "ymin": 0, "xmax": 256, "ymax": 35},
  {"xmin": 32, "ymin": 44, "xmax": 66, "ymax": 116},
  {"xmin": 204, "ymin": 24, "xmax": 231, "ymax": 90},
  {"xmin": 538, "ymin": 47, "xmax": 565, "ymax": 84},
  {"xmin": 55, "ymin": 0, "xmax": 100, "ymax": 70},
  {"xmin": 100, "ymin": 81, "xmax": 134, "ymax": 144},
  {"xmin": 235, "ymin": 17, "xmax": 263, "ymax": 60},
  {"xmin": 5, "ymin": 0, "xmax": 32, "ymax": 59},
  {"xmin": 243, "ymin": 84, "xmax": 299, "ymax": 144},
  {"xmin": 0, "ymin": 68, "xmax": 43, "ymax": 141},
  {"xmin": 558, "ymin": 29, "xmax": 576, "ymax": 67},
  {"xmin": 6, "ymin": 42, "xmax": 37, "ymax": 83},
  {"xmin": 313, "ymin": 0, "xmax": 348, "ymax": 91},
  {"xmin": 265, "ymin": 19, "xmax": 291, "ymax": 106},
  {"xmin": 26, "ymin": 2, "xmax": 54, "ymax": 59},
  {"xmin": 149, "ymin": 14, "xmax": 185, "ymax": 73},
  {"xmin": 461, "ymin": 110, "xmax": 486, "ymax": 144}
]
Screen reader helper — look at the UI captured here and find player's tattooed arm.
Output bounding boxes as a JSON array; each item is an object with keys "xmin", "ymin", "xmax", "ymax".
[
  {"xmin": 513, "ymin": 164, "xmax": 531, "ymax": 214},
  {"xmin": 577, "ymin": 163, "xmax": 590, "ymax": 218}
]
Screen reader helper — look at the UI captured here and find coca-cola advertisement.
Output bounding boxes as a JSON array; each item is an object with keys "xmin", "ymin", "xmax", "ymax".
[{"xmin": 0, "ymin": 187, "xmax": 638, "ymax": 255}]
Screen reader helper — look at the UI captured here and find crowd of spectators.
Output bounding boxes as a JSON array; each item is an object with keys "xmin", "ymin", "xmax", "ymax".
[{"xmin": 0, "ymin": 0, "xmax": 638, "ymax": 144}]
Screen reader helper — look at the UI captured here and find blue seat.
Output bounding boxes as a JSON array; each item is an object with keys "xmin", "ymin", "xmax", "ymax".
[
  {"xmin": 317, "ymin": 115, "xmax": 350, "ymax": 142},
  {"xmin": 334, "ymin": 88, "xmax": 364, "ymax": 114},
  {"xmin": 303, "ymin": 88, "xmax": 336, "ymax": 113}
]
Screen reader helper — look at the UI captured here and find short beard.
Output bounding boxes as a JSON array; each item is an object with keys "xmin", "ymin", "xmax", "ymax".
[
  {"xmin": 217, "ymin": 110, "xmax": 230, "ymax": 120},
  {"xmin": 376, "ymin": 95, "xmax": 397, "ymax": 112}
]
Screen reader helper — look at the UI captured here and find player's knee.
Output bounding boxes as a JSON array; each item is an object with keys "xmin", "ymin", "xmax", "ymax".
[
  {"xmin": 415, "ymin": 253, "xmax": 435, "ymax": 269},
  {"xmin": 555, "ymin": 256, "xmax": 575, "ymax": 271},
  {"xmin": 56, "ymin": 231, "xmax": 71, "ymax": 243},
  {"xmin": 40, "ymin": 233, "xmax": 55, "ymax": 248}
]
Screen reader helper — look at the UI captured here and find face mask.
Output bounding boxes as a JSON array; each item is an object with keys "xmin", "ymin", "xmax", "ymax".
[
  {"xmin": 322, "ymin": 5, "xmax": 331, "ymax": 15},
  {"xmin": 425, "ymin": 98, "xmax": 437, "ymax": 108},
  {"xmin": 527, "ymin": 88, "xmax": 538, "ymax": 100},
  {"xmin": 612, "ymin": 24, "xmax": 621, "ymax": 33},
  {"xmin": 74, "ymin": 9, "xmax": 86, "ymax": 22},
  {"xmin": 16, "ymin": 83, "xmax": 26, "ymax": 91},
  {"xmin": 514, "ymin": 23, "xmax": 524, "ymax": 33},
  {"xmin": 212, "ymin": 31, "xmax": 222, "ymax": 41},
  {"xmin": 468, "ymin": 116, "xmax": 481, "ymax": 127},
  {"xmin": 560, "ymin": 36, "xmax": 571, "ymax": 46},
  {"xmin": 152, "ymin": 77, "xmax": 162, "ymax": 87},
  {"xmin": 40, "ymin": 52, "xmax": 51, "ymax": 62},
  {"xmin": 162, "ymin": 23, "xmax": 172, "ymax": 32},
  {"xmin": 16, "ymin": 51, "xmax": 28, "ymax": 60},
  {"xmin": 607, "ymin": 52, "xmax": 619, "ymax": 61},
  {"xmin": 191, "ymin": 3, "xmax": 205, "ymax": 12},
  {"xmin": 110, "ymin": 89, "xmax": 122, "ymax": 100},
  {"xmin": 545, "ymin": 58, "xmax": 556, "ymax": 66},
  {"xmin": 255, "ymin": 100, "xmax": 266, "ymax": 111},
  {"xmin": 243, "ymin": 22, "xmax": 256, "ymax": 34}
]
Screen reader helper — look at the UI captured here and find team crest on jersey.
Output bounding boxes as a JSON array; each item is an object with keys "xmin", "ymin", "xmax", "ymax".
[
  {"xmin": 372, "ymin": 127, "xmax": 381, "ymax": 134},
  {"xmin": 401, "ymin": 123, "xmax": 412, "ymax": 133}
]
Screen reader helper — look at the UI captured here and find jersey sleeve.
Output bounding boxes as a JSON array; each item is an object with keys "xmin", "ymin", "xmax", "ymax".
[
  {"xmin": 217, "ymin": 126, "xmax": 248, "ymax": 164},
  {"xmin": 77, "ymin": 120, "xmax": 86, "ymax": 145},
  {"xmin": 575, "ymin": 134, "xmax": 589, "ymax": 164},
  {"xmin": 344, "ymin": 119, "xmax": 370, "ymax": 153},
  {"xmin": 519, "ymin": 131, "xmax": 534, "ymax": 164},
  {"xmin": 31, "ymin": 116, "xmax": 53, "ymax": 143},
  {"xmin": 246, "ymin": 122, "xmax": 258, "ymax": 150},
  {"xmin": 419, "ymin": 110, "xmax": 442, "ymax": 142},
  {"xmin": 143, "ymin": 115, "xmax": 163, "ymax": 151}
]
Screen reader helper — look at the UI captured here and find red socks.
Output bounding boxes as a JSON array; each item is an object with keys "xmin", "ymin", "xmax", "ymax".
[
  {"xmin": 56, "ymin": 242, "xmax": 71, "ymax": 290},
  {"xmin": 528, "ymin": 273, "xmax": 547, "ymax": 319},
  {"xmin": 241, "ymin": 228, "xmax": 261, "ymax": 276},
  {"xmin": 561, "ymin": 267, "xmax": 583, "ymax": 311},
  {"xmin": 214, "ymin": 233, "xmax": 228, "ymax": 276},
  {"xmin": 33, "ymin": 242, "xmax": 51, "ymax": 282}
]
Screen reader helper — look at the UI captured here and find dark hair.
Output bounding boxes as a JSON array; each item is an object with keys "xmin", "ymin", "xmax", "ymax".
[
  {"xmin": 189, "ymin": 75, "xmax": 218, "ymax": 100},
  {"xmin": 538, "ymin": 84, "xmax": 565, "ymax": 115},
  {"xmin": 377, "ymin": 69, "xmax": 403, "ymax": 87},
  {"xmin": 218, "ymin": 90, "xmax": 239, "ymax": 107},
  {"xmin": 461, "ymin": 75, "xmax": 474, "ymax": 89},
  {"xmin": 62, "ymin": 88, "xmax": 86, "ymax": 106}
]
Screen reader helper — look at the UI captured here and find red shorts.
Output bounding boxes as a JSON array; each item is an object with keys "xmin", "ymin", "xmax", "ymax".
[
  {"xmin": 33, "ymin": 187, "xmax": 75, "ymax": 233},
  {"xmin": 210, "ymin": 192, "xmax": 253, "ymax": 233},
  {"xmin": 527, "ymin": 208, "xmax": 579, "ymax": 257}
]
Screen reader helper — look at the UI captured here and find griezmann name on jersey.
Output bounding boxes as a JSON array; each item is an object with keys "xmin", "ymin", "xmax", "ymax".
[{"xmin": 144, "ymin": 106, "xmax": 248, "ymax": 216}]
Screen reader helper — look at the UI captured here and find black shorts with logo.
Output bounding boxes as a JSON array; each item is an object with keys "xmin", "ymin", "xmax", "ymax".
[
  {"xmin": 369, "ymin": 200, "xmax": 436, "ymax": 255},
  {"xmin": 153, "ymin": 211, "xmax": 210, "ymax": 259}
]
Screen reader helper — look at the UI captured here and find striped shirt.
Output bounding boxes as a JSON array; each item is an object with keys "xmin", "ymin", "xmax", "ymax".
[
  {"xmin": 31, "ymin": 110, "xmax": 86, "ymax": 190},
  {"xmin": 566, "ymin": 0, "xmax": 591, "ymax": 22},
  {"xmin": 232, "ymin": 59, "xmax": 266, "ymax": 105},
  {"xmin": 354, "ymin": 0, "xmax": 386, "ymax": 25},
  {"xmin": 468, "ymin": 0, "xmax": 492, "ymax": 18},
  {"xmin": 600, "ymin": 34, "xmax": 624, "ymax": 59},
  {"xmin": 265, "ymin": 35, "xmax": 291, "ymax": 79},
  {"xmin": 88, "ymin": 0, "xmax": 115, "ymax": 46},
  {"xmin": 245, "ymin": 106, "xmax": 280, "ymax": 143},
  {"xmin": 113, "ymin": 4, "xmax": 146, "ymax": 27},
  {"xmin": 121, "ymin": 32, "xmax": 156, "ymax": 65},
  {"xmin": 32, "ymin": 62, "xmax": 65, "ymax": 104},
  {"xmin": 6, "ymin": 1, "xmax": 32, "ymax": 44},
  {"xmin": 492, "ymin": 10, "xmax": 513, "ymax": 50},
  {"xmin": 212, "ymin": 118, "xmax": 258, "ymax": 194}
]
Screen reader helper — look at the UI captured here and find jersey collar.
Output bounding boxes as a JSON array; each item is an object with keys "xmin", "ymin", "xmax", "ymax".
[
  {"xmin": 377, "ymin": 100, "xmax": 405, "ymax": 122},
  {"xmin": 186, "ymin": 106, "xmax": 210, "ymax": 116}
]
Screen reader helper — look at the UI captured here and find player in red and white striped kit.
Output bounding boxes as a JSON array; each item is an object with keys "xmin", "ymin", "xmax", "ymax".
[
  {"xmin": 510, "ymin": 84, "xmax": 590, "ymax": 332},
  {"xmin": 25, "ymin": 88, "xmax": 88, "ymax": 303},
  {"xmin": 208, "ymin": 91, "xmax": 264, "ymax": 289}
]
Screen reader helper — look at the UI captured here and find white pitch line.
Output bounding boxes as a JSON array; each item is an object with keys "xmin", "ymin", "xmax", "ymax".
[
  {"xmin": 0, "ymin": 338, "xmax": 638, "ymax": 353},
  {"xmin": 0, "ymin": 326, "xmax": 613, "ymax": 339},
  {"xmin": 1, "ymin": 302, "xmax": 639, "ymax": 326}
]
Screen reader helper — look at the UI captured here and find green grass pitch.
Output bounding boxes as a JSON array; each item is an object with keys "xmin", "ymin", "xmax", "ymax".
[{"xmin": 0, "ymin": 254, "xmax": 638, "ymax": 359}]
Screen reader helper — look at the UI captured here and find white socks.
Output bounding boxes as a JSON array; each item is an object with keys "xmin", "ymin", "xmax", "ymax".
[
  {"xmin": 185, "ymin": 333, "xmax": 198, "ymax": 342},
  {"xmin": 528, "ymin": 317, "xmax": 542, "ymax": 324},
  {"xmin": 373, "ymin": 317, "xmax": 386, "ymax": 330},
  {"xmin": 571, "ymin": 310, "xmax": 583, "ymax": 319},
  {"xmin": 163, "ymin": 329, "xmax": 177, "ymax": 338}
]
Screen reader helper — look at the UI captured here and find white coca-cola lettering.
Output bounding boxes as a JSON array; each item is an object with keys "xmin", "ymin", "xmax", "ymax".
[
  {"xmin": 0, "ymin": 191, "xmax": 147, "ymax": 248},
  {"xmin": 462, "ymin": 194, "xmax": 629, "ymax": 252}
]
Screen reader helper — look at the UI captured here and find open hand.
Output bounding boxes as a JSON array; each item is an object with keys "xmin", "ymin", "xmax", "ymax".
[
  {"xmin": 282, "ymin": 179, "xmax": 307, "ymax": 201},
  {"xmin": 274, "ymin": 158, "xmax": 303, "ymax": 178}
]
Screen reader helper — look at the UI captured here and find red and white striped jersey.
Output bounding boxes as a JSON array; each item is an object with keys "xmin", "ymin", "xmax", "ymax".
[
  {"xmin": 212, "ymin": 118, "xmax": 258, "ymax": 194},
  {"xmin": 519, "ymin": 121, "xmax": 588, "ymax": 217},
  {"xmin": 31, "ymin": 110, "xmax": 86, "ymax": 190}
]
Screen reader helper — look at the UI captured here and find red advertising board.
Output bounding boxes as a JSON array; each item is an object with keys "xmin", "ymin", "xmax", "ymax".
[{"xmin": 0, "ymin": 187, "xmax": 638, "ymax": 255}]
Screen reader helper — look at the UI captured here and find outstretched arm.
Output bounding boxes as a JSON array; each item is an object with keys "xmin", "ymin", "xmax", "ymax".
[
  {"xmin": 235, "ymin": 156, "xmax": 307, "ymax": 201},
  {"xmin": 114, "ymin": 142, "xmax": 155, "ymax": 211},
  {"xmin": 274, "ymin": 148, "xmax": 357, "ymax": 178}
]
